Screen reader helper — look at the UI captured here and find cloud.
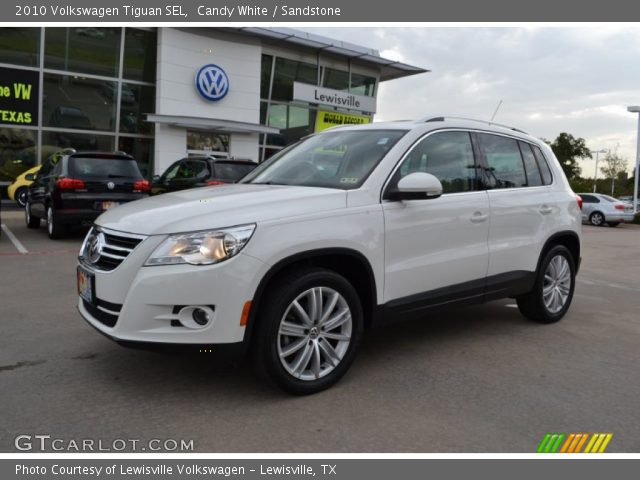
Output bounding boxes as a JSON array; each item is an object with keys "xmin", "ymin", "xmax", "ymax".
[{"xmin": 306, "ymin": 27, "xmax": 640, "ymax": 173}]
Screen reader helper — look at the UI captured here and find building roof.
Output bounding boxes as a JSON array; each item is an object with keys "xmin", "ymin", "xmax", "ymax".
[{"xmin": 220, "ymin": 27, "xmax": 429, "ymax": 82}]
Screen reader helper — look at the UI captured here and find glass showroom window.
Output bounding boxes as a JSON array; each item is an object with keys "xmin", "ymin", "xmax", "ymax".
[
  {"xmin": 41, "ymin": 132, "xmax": 114, "ymax": 162},
  {"xmin": 120, "ymin": 83, "xmax": 155, "ymax": 135},
  {"xmin": 119, "ymin": 137, "xmax": 154, "ymax": 178},
  {"xmin": 186, "ymin": 130, "xmax": 230, "ymax": 153},
  {"xmin": 123, "ymin": 28, "xmax": 157, "ymax": 83},
  {"xmin": 43, "ymin": 73, "xmax": 117, "ymax": 133},
  {"xmin": 44, "ymin": 27, "xmax": 121, "ymax": 78},
  {"xmin": 267, "ymin": 104, "xmax": 317, "ymax": 147},
  {"xmin": 350, "ymin": 73, "xmax": 376, "ymax": 97},
  {"xmin": 323, "ymin": 68, "xmax": 349, "ymax": 91},
  {"xmin": 271, "ymin": 57, "xmax": 318, "ymax": 102},
  {"xmin": 0, "ymin": 128, "xmax": 36, "ymax": 182},
  {"xmin": 0, "ymin": 28, "xmax": 40, "ymax": 67}
]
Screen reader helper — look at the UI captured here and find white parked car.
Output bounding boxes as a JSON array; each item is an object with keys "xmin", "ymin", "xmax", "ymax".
[
  {"xmin": 77, "ymin": 116, "xmax": 582, "ymax": 394},
  {"xmin": 577, "ymin": 193, "xmax": 635, "ymax": 227}
]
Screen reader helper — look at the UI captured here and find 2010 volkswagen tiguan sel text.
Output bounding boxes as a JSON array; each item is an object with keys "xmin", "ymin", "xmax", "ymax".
[{"xmin": 77, "ymin": 116, "xmax": 582, "ymax": 394}]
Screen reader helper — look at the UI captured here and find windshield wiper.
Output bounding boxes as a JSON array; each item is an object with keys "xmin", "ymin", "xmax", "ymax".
[{"xmin": 250, "ymin": 181, "xmax": 289, "ymax": 186}]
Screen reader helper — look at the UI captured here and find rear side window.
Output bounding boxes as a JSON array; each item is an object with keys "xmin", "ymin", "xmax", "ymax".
[
  {"xmin": 531, "ymin": 145, "xmax": 553, "ymax": 185},
  {"xmin": 477, "ymin": 133, "xmax": 527, "ymax": 189},
  {"xmin": 214, "ymin": 163, "xmax": 257, "ymax": 181},
  {"xmin": 518, "ymin": 142, "xmax": 543, "ymax": 187},
  {"xmin": 394, "ymin": 131, "xmax": 477, "ymax": 194},
  {"xmin": 580, "ymin": 194, "xmax": 599, "ymax": 203},
  {"xmin": 69, "ymin": 157, "xmax": 143, "ymax": 179}
]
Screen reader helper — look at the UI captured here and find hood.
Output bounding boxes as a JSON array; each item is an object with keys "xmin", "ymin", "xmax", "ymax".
[{"xmin": 95, "ymin": 184, "xmax": 347, "ymax": 235}]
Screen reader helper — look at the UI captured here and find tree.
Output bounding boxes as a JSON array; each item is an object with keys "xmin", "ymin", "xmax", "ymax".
[
  {"xmin": 600, "ymin": 150, "xmax": 628, "ymax": 196},
  {"xmin": 547, "ymin": 133, "xmax": 591, "ymax": 180}
]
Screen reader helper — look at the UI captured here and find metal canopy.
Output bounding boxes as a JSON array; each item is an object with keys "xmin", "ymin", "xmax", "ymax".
[
  {"xmin": 145, "ymin": 114, "xmax": 280, "ymax": 135},
  {"xmin": 218, "ymin": 27, "xmax": 429, "ymax": 82}
]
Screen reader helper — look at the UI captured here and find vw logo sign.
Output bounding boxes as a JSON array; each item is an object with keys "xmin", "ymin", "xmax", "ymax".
[
  {"xmin": 87, "ymin": 232, "xmax": 105, "ymax": 264},
  {"xmin": 196, "ymin": 64, "xmax": 230, "ymax": 102},
  {"xmin": 107, "ymin": 181, "xmax": 115, "ymax": 190}
]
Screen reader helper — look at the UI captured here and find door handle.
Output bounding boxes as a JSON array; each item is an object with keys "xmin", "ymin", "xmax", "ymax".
[
  {"xmin": 539, "ymin": 205, "xmax": 553, "ymax": 215},
  {"xmin": 470, "ymin": 211, "xmax": 488, "ymax": 223}
]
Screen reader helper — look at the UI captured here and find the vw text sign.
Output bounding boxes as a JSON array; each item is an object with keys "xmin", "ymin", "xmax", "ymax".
[
  {"xmin": 196, "ymin": 64, "xmax": 230, "ymax": 102},
  {"xmin": 293, "ymin": 82, "xmax": 377, "ymax": 113}
]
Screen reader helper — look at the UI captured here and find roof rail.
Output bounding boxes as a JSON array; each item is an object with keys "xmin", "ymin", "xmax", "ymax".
[{"xmin": 417, "ymin": 115, "xmax": 528, "ymax": 134}]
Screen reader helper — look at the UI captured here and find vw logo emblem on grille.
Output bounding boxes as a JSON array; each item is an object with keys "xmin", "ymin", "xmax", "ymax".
[
  {"xmin": 196, "ymin": 64, "xmax": 230, "ymax": 101},
  {"xmin": 107, "ymin": 182, "xmax": 115, "ymax": 190},
  {"xmin": 87, "ymin": 232, "xmax": 105, "ymax": 264}
]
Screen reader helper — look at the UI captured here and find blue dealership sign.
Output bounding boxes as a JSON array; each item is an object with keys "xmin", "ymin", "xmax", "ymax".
[{"xmin": 195, "ymin": 64, "xmax": 230, "ymax": 101}]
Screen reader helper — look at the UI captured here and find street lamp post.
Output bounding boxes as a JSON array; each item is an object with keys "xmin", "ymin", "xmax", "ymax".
[
  {"xmin": 628, "ymin": 106, "xmax": 640, "ymax": 214},
  {"xmin": 591, "ymin": 149, "xmax": 607, "ymax": 193}
]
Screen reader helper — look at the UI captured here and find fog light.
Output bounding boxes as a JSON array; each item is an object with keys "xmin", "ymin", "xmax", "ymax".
[
  {"xmin": 177, "ymin": 305, "xmax": 215, "ymax": 329},
  {"xmin": 192, "ymin": 308, "xmax": 211, "ymax": 326}
]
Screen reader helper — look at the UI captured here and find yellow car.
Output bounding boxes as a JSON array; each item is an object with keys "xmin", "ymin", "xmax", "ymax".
[{"xmin": 7, "ymin": 165, "xmax": 41, "ymax": 207}]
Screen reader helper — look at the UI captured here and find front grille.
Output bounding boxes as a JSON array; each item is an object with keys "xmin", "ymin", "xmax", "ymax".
[
  {"xmin": 82, "ymin": 298, "xmax": 122, "ymax": 328},
  {"xmin": 82, "ymin": 228, "xmax": 145, "ymax": 272}
]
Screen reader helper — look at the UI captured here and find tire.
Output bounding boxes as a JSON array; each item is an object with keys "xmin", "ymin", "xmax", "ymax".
[
  {"xmin": 15, "ymin": 187, "xmax": 27, "ymax": 208},
  {"xmin": 25, "ymin": 202, "xmax": 40, "ymax": 229},
  {"xmin": 589, "ymin": 211, "xmax": 605, "ymax": 226},
  {"xmin": 607, "ymin": 222, "xmax": 620, "ymax": 227},
  {"xmin": 252, "ymin": 267, "xmax": 364, "ymax": 395},
  {"xmin": 516, "ymin": 245, "xmax": 576, "ymax": 324},
  {"xmin": 46, "ymin": 205, "xmax": 67, "ymax": 239}
]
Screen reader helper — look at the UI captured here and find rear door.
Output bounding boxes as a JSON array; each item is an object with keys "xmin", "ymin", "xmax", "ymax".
[
  {"xmin": 578, "ymin": 194, "xmax": 599, "ymax": 221},
  {"xmin": 476, "ymin": 133, "xmax": 555, "ymax": 283},
  {"xmin": 29, "ymin": 157, "xmax": 55, "ymax": 217},
  {"xmin": 382, "ymin": 130, "xmax": 490, "ymax": 305}
]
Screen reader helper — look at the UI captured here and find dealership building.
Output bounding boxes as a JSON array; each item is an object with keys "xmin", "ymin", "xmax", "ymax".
[{"xmin": 0, "ymin": 27, "xmax": 426, "ymax": 191}]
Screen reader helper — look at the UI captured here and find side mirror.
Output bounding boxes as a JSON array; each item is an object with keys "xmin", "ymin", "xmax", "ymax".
[
  {"xmin": 388, "ymin": 172, "xmax": 443, "ymax": 201},
  {"xmin": 25, "ymin": 173, "xmax": 35, "ymax": 181}
]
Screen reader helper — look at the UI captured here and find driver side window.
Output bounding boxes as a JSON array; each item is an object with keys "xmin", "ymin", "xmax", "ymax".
[{"xmin": 392, "ymin": 131, "xmax": 477, "ymax": 194}]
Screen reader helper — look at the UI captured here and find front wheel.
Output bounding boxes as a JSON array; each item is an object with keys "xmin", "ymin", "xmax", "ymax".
[
  {"xmin": 517, "ymin": 245, "xmax": 576, "ymax": 324},
  {"xmin": 253, "ymin": 268, "xmax": 363, "ymax": 395}
]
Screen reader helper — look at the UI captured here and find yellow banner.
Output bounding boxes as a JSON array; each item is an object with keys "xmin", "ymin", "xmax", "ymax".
[{"xmin": 315, "ymin": 111, "xmax": 371, "ymax": 132}]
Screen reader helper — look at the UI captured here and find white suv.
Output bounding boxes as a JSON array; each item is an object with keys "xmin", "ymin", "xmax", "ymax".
[{"xmin": 77, "ymin": 116, "xmax": 582, "ymax": 394}]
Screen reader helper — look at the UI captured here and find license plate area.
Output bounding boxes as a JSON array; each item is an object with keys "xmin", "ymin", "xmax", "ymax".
[
  {"xmin": 101, "ymin": 201, "xmax": 119, "ymax": 211},
  {"xmin": 77, "ymin": 266, "xmax": 95, "ymax": 304}
]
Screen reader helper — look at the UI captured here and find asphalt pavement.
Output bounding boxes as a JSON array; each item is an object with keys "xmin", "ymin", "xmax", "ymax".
[{"xmin": 1, "ymin": 207, "xmax": 639, "ymax": 452}]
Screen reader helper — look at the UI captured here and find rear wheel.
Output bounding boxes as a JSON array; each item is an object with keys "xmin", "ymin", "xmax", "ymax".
[
  {"xmin": 252, "ymin": 268, "xmax": 363, "ymax": 395},
  {"xmin": 46, "ymin": 205, "xmax": 67, "ymax": 239},
  {"xmin": 517, "ymin": 245, "xmax": 576, "ymax": 324},
  {"xmin": 589, "ymin": 211, "xmax": 605, "ymax": 226},
  {"xmin": 25, "ymin": 202, "xmax": 40, "ymax": 229}
]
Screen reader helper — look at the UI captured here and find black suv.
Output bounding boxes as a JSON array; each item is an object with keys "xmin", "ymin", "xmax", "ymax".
[
  {"xmin": 151, "ymin": 156, "xmax": 257, "ymax": 195},
  {"xmin": 25, "ymin": 150, "xmax": 150, "ymax": 239}
]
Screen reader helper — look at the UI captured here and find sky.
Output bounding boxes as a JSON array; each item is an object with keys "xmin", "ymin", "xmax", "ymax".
[{"xmin": 308, "ymin": 26, "xmax": 640, "ymax": 176}]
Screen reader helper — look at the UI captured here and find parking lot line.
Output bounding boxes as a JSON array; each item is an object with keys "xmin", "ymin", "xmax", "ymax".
[{"xmin": 0, "ymin": 223, "xmax": 29, "ymax": 254}]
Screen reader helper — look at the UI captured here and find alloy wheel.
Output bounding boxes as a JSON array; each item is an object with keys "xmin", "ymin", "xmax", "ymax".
[
  {"xmin": 542, "ymin": 255, "xmax": 572, "ymax": 314},
  {"xmin": 277, "ymin": 286, "xmax": 352, "ymax": 381}
]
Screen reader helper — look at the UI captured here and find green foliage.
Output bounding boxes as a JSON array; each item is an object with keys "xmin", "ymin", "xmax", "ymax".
[{"xmin": 548, "ymin": 133, "xmax": 591, "ymax": 180}]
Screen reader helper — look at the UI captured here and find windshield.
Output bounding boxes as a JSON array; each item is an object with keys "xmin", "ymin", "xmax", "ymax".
[{"xmin": 242, "ymin": 129, "xmax": 406, "ymax": 189}]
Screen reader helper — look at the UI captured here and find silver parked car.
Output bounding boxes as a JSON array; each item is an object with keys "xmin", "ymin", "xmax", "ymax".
[{"xmin": 578, "ymin": 193, "xmax": 635, "ymax": 227}]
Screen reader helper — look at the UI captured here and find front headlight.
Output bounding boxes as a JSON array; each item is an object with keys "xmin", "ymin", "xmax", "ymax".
[{"xmin": 145, "ymin": 224, "xmax": 256, "ymax": 266}]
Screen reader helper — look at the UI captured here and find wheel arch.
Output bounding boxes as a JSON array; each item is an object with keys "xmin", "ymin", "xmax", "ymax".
[
  {"xmin": 537, "ymin": 230, "xmax": 581, "ymax": 274},
  {"xmin": 243, "ymin": 248, "xmax": 378, "ymax": 350}
]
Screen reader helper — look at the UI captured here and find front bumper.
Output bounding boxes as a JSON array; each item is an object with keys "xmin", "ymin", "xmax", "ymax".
[{"xmin": 77, "ymin": 229, "xmax": 268, "ymax": 345}]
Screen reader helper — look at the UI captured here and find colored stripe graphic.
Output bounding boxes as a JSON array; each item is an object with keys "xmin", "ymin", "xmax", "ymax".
[{"xmin": 539, "ymin": 433, "xmax": 613, "ymax": 453}]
